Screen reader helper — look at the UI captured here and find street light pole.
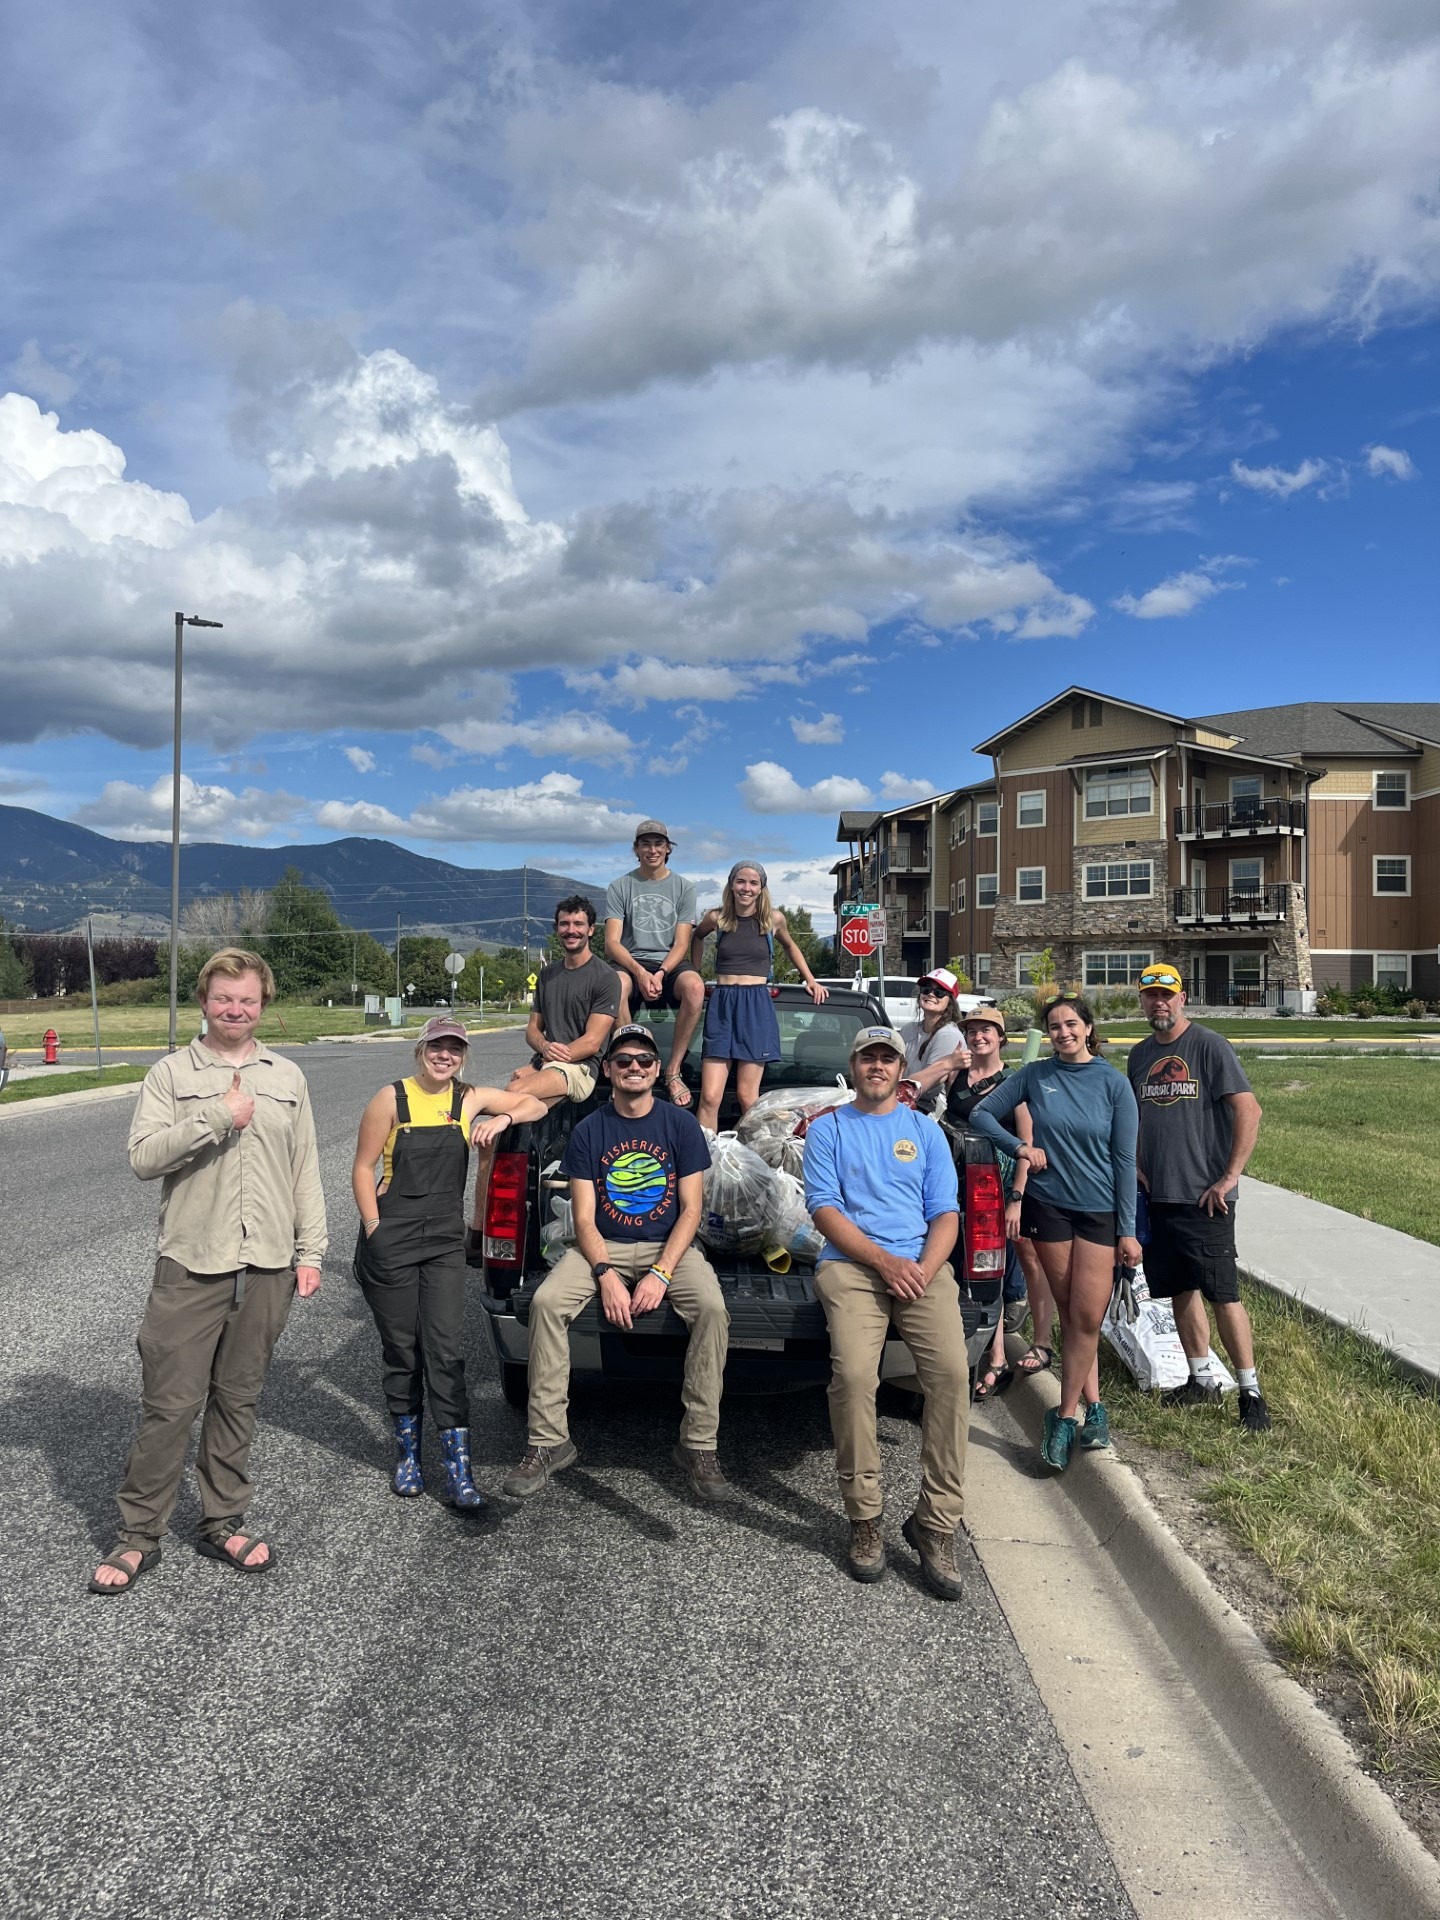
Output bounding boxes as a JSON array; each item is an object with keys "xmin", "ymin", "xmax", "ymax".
[{"xmin": 168, "ymin": 611, "xmax": 224, "ymax": 1052}]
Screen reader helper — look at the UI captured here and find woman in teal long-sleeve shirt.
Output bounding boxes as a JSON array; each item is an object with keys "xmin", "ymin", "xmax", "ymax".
[{"xmin": 970, "ymin": 994, "xmax": 1141, "ymax": 1471}]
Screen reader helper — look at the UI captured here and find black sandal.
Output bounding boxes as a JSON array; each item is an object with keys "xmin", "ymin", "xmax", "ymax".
[
  {"xmin": 197, "ymin": 1531, "xmax": 275, "ymax": 1573},
  {"xmin": 1016, "ymin": 1344, "xmax": 1053, "ymax": 1376},
  {"xmin": 88, "ymin": 1546, "xmax": 161, "ymax": 1595},
  {"xmin": 972, "ymin": 1362, "xmax": 1013, "ymax": 1402}
]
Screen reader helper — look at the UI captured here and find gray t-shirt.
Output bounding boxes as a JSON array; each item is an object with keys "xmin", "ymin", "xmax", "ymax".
[
  {"xmin": 1126, "ymin": 1022, "xmax": 1252, "ymax": 1204},
  {"xmin": 531, "ymin": 956, "xmax": 621, "ymax": 1066},
  {"xmin": 898, "ymin": 1020, "xmax": 962, "ymax": 1114},
  {"xmin": 604, "ymin": 868, "xmax": 698, "ymax": 967}
]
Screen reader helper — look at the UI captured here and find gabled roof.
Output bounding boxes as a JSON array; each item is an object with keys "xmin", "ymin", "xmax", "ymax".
[
  {"xmin": 938, "ymin": 778, "xmax": 997, "ymax": 808},
  {"xmin": 1192, "ymin": 702, "xmax": 1435, "ymax": 758},
  {"xmin": 836, "ymin": 810, "xmax": 884, "ymax": 840},
  {"xmin": 973, "ymin": 687, "xmax": 1186, "ymax": 756}
]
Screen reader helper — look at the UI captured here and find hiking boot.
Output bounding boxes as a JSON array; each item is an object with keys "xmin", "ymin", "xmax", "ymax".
[
  {"xmin": 901, "ymin": 1514, "xmax": 964, "ymax": 1602},
  {"xmin": 846, "ymin": 1518, "xmax": 886, "ymax": 1584},
  {"xmin": 1237, "ymin": 1388, "xmax": 1273, "ymax": 1434},
  {"xmin": 1162, "ymin": 1376, "xmax": 1223, "ymax": 1409},
  {"xmin": 672, "ymin": 1445, "xmax": 735, "ymax": 1502},
  {"xmin": 502, "ymin": 1440, "xmax": 578, "ymax": 1499},
  {"xmin": 1077, "ymin": 1401, "xmax": 1111, "ymax": 1450},
  {"xmin": 1041, "ymin": 1408, "xmax": 1079, "ymax": 1471}
]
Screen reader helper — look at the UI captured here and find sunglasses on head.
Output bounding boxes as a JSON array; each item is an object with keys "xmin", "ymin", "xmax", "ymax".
[
  {"xmin": 1137, "ymin": 971, "xmax": 1180, "ymax": 989},
  {"xmin": 1040, "ymin": 992, "xmax": 1082, "ymax": 1015},
  {"xmin": 609, "ymin": 1051, "xmax": 657, "ymax": 1069}
]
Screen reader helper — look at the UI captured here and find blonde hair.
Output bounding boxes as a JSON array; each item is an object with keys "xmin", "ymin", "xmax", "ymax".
[
  {"xmin": 196, "ymin": 947, "xmax": 275, "ymax": 1006},
  {"xmin": 717, "ymin": 865, "xmax": 774, "ymax": 934}
]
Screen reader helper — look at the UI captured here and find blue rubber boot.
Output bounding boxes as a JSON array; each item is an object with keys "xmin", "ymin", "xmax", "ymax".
[
  {"xmin": 391, "ymin": 1413, "xmax": 424, "ymax": 1497},
  {"xmin": 439, "ymin": 1427, "xmax": 488, "ymax": 1511}
]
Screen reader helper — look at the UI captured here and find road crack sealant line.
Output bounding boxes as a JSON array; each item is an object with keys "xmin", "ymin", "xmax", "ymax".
[{"xmin": 1001, "ymin": 1369, "xmax": 1440, "ymax": 1919}]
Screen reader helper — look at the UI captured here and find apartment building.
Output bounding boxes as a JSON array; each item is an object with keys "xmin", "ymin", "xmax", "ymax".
[{"xmin": 833, "ymin": 691, "xmax": 1440, "ymax": 1005}]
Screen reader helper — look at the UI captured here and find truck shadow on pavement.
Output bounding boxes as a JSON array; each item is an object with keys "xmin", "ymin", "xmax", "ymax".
[{"xmin": 0, "ymin": 1371, "xmax": 150, "ymax": 1549}]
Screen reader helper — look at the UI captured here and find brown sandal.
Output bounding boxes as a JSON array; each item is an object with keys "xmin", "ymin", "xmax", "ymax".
[
  {"xmin": 88, "ymin": 1546, "xmax": 161, "ymax": 1595},
  {"xmin": 197, "ymin": 1531, "xmax": 275, "ymax": 1573},
  {"xmin": 1016, "ymin": 1344, "xmax": 1053, "ymax": 1376}
]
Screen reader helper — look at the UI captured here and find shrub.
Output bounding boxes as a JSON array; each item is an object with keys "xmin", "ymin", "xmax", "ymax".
[
  {"xmin": 1316, "ymin": 988, "xmax": 1350, "ymax": 1017},
  {"xmin": 1001, "ymin": 993, "xmax": 1038, "ymax": 1028},
  {"xmin": 1092, "ymin": 986, "xmax": 1141, "ymax": 1019},
  {"xmin": 95, "ymin": 976, "xmax": 167, "ymax": 1006},
  {"xmin": 1353, "ymin": 998, "xmax": 1376, "ymax": 1018},
  {"xmin": 1404, "ymin": 999, "xmax": 1428, "ymax": 1020}
]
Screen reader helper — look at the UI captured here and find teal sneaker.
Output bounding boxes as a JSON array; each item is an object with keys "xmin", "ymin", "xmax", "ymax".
[
  {"xmin": 1078, "ymin": 1401, "xmax": 1111, "ymax": 1450},
  {"xmin": 1041, "ymin": 1408, "xmax": 1079, "ymax": 1471}
]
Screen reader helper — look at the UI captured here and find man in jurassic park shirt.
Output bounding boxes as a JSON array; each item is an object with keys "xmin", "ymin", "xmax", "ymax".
[
  {"xmin": 1127, "ymin": 964, "xmax": 1271, "ymax": 1433},
  {"xmin": 500, "ymin": 1023, "xmax": 734, "ymax": 1505}
]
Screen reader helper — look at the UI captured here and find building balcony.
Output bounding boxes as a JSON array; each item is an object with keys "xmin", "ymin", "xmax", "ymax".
[
  {"xmin": 1173, "ymin": 883, "xmax": 1293, "ymax": 925},
  {"xmin": 1174, "ymin": 800, "xmax": 1306, "ymax": 840},
  {"xmin": 881, "ymin": 846, "xmax": 930, "ymax": 876},
  {"xmin": 900, "ymin": 914, "xmax": 930, "ymax": 940}
]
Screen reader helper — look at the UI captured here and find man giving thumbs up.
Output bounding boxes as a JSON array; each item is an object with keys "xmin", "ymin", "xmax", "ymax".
[{"xmin": 90, "ymin": 948, "xmax": 327, "ymax": 1594}]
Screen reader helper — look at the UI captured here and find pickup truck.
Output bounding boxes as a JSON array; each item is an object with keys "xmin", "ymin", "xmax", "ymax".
[{"xmin": 467, "ymin": 985, "xmax": 1006, "ymax": 1409}]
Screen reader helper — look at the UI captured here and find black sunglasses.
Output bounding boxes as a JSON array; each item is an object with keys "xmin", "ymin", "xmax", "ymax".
[{"xmin": 609, "ymin": 1051, "xmax": 657, "ymax": 1069}]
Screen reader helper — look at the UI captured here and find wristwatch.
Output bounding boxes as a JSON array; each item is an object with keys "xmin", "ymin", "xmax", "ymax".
[{"xmin": 591, "ymin": 1261, "xmax": 617, "ymax": 1282}]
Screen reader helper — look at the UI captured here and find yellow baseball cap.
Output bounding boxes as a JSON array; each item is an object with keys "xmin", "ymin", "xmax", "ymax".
[{"xmin": 1137, "ymin": 964, "xmax": 1184, "ymax": 993}]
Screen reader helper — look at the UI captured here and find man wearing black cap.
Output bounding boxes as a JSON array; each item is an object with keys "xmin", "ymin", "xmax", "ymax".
[
  {"xmin": 604, "ymin": 821, "xmax": 704, "ymax": 1108},
  {"xmin": 502, "ymin": 1023, "xmax": 733, "ymax": 1503}
]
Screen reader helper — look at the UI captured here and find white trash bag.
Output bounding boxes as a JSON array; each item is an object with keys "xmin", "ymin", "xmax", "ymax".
[
  {"xmin": 1102, "ymin": 1265, "xmax": 1235, "ymax": 1394},
  {"xmin": 699, "ymin": 1132, "xmax": 776, "ymax": 1255},
  {"xmin": 540, "ymin": 1192, "xmax": 575, "ymax": 1267},
  {"xmin": 737, "ymin": 1084, "xmax": 855, "ymax": 1177},
  {"xmin": 762, "ymin": 1171, "xmax": 825, "ymax": 1270}
]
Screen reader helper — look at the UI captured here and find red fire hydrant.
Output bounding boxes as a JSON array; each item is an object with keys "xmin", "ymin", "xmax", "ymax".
[{"xmin": 43, "ymin": 1028, "xmax": 60, "ymax": 1065}]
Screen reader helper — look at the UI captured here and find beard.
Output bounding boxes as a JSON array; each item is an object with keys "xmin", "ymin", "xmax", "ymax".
[{"xmin": 1149, "ymin": 1010, "xmax": 1176, "ymax": 1033}]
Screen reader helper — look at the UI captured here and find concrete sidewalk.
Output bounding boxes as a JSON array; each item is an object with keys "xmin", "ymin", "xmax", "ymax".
[{"xmin": 1236, "ymin": 1176, "xmax": 1440, "ymax": 1384}]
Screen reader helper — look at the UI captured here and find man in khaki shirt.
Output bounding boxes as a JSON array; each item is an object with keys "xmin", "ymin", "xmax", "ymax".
[{"xmin": 90, "ymin": 948, "xmax": 327, "ymax": 1593}]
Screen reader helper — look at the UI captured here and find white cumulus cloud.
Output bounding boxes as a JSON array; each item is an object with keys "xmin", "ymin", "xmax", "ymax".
[
  {"xmin": 342, "ymin": 746, "xmax": 376, "ymax": 774},
  {"xmin": 739, "ymin": 760, "xmax": 875, "ymax": 814},
  {"xmin": 1113, "ymin": 555, "xmax": 1249, "ymax": 620},
  {"xmin": 879, "ymin": 772, "xmax": 936, "ymax": 802},
  {"xmin": 72, "ymin": 775, "xmax": 306, "ymax": 842},
  {"xmin": 1365, "ymin": 443, "xmax": 1418, "ymax": 480},
  {"xmin": 313, "ymin": 772, "xmax": 642, "ymax": 844},
  {"xmin": 790, "ymin": 712, "xmax": 845, "ymax": 745},
  {"xmin": 1229, "ymin": 457, "xmax": 1329, "ymax": 497}
]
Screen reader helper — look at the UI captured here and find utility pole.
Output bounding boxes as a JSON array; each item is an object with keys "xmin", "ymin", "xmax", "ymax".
[
  {"xmin": 522, "ymin": 863, "xmax": 530, "ymax": 967},
  {"xmin": 86, "ymin": 916, "xmax": 102, "ymax": 1074},
  {"xmin": 395, "ymin": 913, "xmax": 402, "ymax": 1000},
  {"xmin": 167, "ymin": 611, "xmax": 223, "ymax": 1051}
]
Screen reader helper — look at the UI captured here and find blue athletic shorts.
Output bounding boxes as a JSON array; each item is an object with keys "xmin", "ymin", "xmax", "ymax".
[{"xmin": 702, "ymin": 983, "xmax": 781, "ymax": 1063}]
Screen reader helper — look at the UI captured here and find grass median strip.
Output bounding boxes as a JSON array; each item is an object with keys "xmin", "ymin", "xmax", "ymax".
[
  {"xmin": 0, "ymin": 1064, "xmax": 150, "ymax": 1105},
  {"xmin": 1100, "ymin": 1285, "xmax": 1440, "ymax": 1801}
]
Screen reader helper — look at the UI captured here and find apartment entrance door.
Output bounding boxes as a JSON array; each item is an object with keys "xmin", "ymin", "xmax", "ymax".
[{"xmin": 1204, "ymin": 952, "xmax": 1230, "ymax": 1006}]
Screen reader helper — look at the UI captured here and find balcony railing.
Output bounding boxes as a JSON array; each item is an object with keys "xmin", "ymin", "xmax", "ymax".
[
  {"xmin": 882, "ymin": 846, "xmax": 930, "ymax": 875},
  {"xmin": 1174, "ymin": 799, "xmax": 1306, "ymax": 838},
  {"xmin": 901, "ymin": 914, "xmax": 930, "ymax": 938},
  {"xmin": 1173, "ymin": 883, "xmax": 1292, "ymax": 924}
]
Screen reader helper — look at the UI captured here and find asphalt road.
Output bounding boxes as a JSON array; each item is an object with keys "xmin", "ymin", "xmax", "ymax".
[{"xmin": 0, "ymin": 1032, "xmax": 1135, "ymax": 1920}]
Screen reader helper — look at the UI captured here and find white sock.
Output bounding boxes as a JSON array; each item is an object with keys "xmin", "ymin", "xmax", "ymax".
[
  {"xmin": 1238, "ymin": 1367, "xmax": 1259, "ymax": 1392},
  {"xmin": 1188, "ymin": 1353, "xmax": 1213, "ymax": 1379}
]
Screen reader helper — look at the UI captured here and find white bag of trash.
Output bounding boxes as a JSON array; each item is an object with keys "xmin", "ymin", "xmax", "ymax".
[
  {"xmin": 762, "ymin": 1171, "xmax": 825, "ymax": 1270},
  {"xmin": 737, "ymin": 1084, "xmax": 855, "ymax": 1177},
  {"xmin": 1102, "ymin": 1265, "xmax": 1236, "ymax": 1393},
  {"xmin": 699, "ymin": 1132, "xmax": 775, "ymax": 1255},
  {"xmin": 540, "ymin": 1192, "xmax": 575, "ymax": 1267}
]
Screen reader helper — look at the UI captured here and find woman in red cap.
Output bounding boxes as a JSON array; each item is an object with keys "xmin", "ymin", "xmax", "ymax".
[
  {"xmin": 350, "ymin": 1016, "xmax": 491, "ymax": 1510},
  {"xmin": 898, "ymin": 970, "xmax": 968, "ymax": 1114}
]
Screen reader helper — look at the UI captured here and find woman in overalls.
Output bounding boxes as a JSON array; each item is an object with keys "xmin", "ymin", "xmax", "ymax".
[
  {"xmin": 351, "ymin": 1015, "xmax": 488, "ymax": 1508},
  {"xmin": 689, "ymin": 861, "xmax": 829, "ymax": 1131}
]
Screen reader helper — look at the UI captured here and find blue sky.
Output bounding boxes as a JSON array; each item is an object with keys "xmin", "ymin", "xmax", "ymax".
[{"xmin": 1, "ymin": 0, "xmax": 1437, "ymax": 926}]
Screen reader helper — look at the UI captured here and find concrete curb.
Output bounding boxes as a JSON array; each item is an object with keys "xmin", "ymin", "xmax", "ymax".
[
  {"xmin": 1240, "ymin": 1260, "xmax": 1440, "ymax": 1392},
  {"xmin": 0, "ymin": 1081, "xmax": 145, "ymax": 1120},
  {"xmin": 1006, "ymin": 1369, "xmax": 1440, "ymax": 1918}
]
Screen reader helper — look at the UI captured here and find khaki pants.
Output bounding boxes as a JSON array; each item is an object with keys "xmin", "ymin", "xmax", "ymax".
[
  {"xmin": 527, "ymin": 1240, "xmax": 729, "ymax": 1450},
  {"xmin": 114, "ymin": 1258, "xmax": 296, "ymax": 1551},
  {"xmin": 814, "ymin": 1258, "xmax": 969, "ymax": 1535}
]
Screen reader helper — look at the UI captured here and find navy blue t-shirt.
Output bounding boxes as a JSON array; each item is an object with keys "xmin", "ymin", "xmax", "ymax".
[{"xmin": 561, "ymin": 1099, "xmax": 712, "ymax": 1243}]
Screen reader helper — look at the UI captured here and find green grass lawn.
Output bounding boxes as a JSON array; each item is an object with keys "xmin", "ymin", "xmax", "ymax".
[
  {"xmin": 1104, "ymin": 1018, "xmax": 1440, "ymax": 1042},
  {"xmin": 1101, "ymin": 1286, "xmax": 1440, "ymax": 1795},
  {"xmin": 0, "ymin": 1004, "xmax": 525, "ymax": 1051},
  {"xmin": 1239, "ymin": 1055, "xmax": 1440, "ymax": 1245},
  {"xmin": 0, "ymin": 1064, "xmax": 150, "ymax": 1105}
]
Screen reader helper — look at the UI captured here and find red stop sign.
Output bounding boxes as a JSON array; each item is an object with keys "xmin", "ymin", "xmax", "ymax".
[{"xmin": 840, "ymin": 917, "xmax": 876, "ymax": 956}]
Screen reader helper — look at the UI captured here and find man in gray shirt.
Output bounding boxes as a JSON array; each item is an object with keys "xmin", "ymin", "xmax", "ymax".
[
  {"xmin": 604, "ymin": 819, "xmax": 704, "ymax": 1108},
  {"xmin": 1127, "ymin": 963, "xmax": 1270, "ymax": 1432}
]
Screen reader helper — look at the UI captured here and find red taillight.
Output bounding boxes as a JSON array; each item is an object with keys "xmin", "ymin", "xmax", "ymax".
[
  {"xmin": 965, "ymin": 1162, "xmax": 1005, "ymax": 1276},
  {"xmin": 484, "ymin": 1151, "xmax": 528, "ymax": 1268}
]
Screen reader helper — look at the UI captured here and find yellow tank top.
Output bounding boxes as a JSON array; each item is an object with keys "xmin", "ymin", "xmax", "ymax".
[{"xmin": 381, "ymin": 1078, "xmax": 467, "ymax": 1188}]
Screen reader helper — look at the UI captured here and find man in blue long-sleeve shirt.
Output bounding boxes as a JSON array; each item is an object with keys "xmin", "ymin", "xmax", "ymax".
[{"xmin": 804, "ymin": 1026, "xmax": 966, "ymax": 1599}]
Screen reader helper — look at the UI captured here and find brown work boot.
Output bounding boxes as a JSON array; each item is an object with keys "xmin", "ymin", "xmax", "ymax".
[
  {"xmin": 846, "ymin": 1517, "xmax": 886, "ymax": 1583},
  {"xmin": 901, "ymin": 1513, "xmax": 964, "ymax": 1601},
  {"xmin": 502, "ymin": 1440, "xmax": 578, "ymax": 1499},
  {"xmin": 672, "ymin": 1445, "xmax": 735, "ymax": 1502}
]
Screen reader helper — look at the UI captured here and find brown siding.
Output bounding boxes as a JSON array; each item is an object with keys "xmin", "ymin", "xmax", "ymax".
[
  {"xmin": 995, "ymin": 701, "xmax": 1176, "ymax": 772},
  {"xmin": 1305, "ymin": 797, "xmax": 1419, "ymax": 949}
]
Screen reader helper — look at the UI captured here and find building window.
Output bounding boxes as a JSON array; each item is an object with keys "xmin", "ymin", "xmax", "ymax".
[
  {"xmin": 1017, "ymin": 789, "xmax": 1046, "ymax": 829},
  {"xmin": 977, "ymin": 800, "xmax": 999, "ymax": 836},
  {"xmin": 975, "ymin": 953, "xmax": 991, "ymax": 986},
  {"xmin": 1374, "ymin": 856, "xmax": 1411, "ymax": 896},
  {"xmin": 1090, "ymin": 699, "xmax": 1104, "ymax": 727},
  {"xmin": 1374, "ymin": 772, "xmax": 1410, "ymax": 809},
  {"xmin": 1230, "ymin": 775, "xmax": 1261, "ymax": 800},
  {"xmin": 1229, "ymin": 857, "xmax": 1263, "ymax": 899},
  {"xmin": 1016, "ymin": 953, "xmax": 1044, "ymax": 985},
  {"xmin": 949, "ymin": 809, "xmax": 967, "ymax": 845},
  {"xmin": 1016, "ymin": 867, "xmax": 1046, "ymax": 904},
  {"xmin": 1083, "ymin": 951, "xmax": 1153, "ymax": 987},
  {"xmin": 1231, "ymin": 952, "xmax": 1263, "ymax": 989},
  {"xmin": 955, "ymin": 878, "xmax": 967, "ymax": 913},
  {"xmin": 1071, "ymin": 700, "xmax": 1086, "ymax": 730},
  {"xmin": 1083, "ymin": 860, "xmax": 1153, "ymax": 899},
  {"xmin": 1375, "ymin": 952, "xmax": 1410, "ymax": 990},
  {"xmin": 1084, "ymin": 764, "xmax": 1153, "ymax": 818},
  {"xmin": 977, "ymin": 872, "xmax": 998, "ymax": 909}
]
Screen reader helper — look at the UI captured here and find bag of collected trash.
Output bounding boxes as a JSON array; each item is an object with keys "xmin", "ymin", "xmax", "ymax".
[
  {"xmin": 1102, "ymin": 1265, "xmax": 1235, "ymax": 1393},
  {"xmin": 539, "ymin": 1191, "xmax": 575, "ymax": 1268},
  {"xmin": 699, "ymin": 1132, "xmax": 775, "ymax": 1255},
  {"xmin": 761, "ymin": 1171, "xmax": 825, "ymax": 1271},
  {"xmin": 737, "ymin": 1085, "xmax": 854, "ymax": 1177}
]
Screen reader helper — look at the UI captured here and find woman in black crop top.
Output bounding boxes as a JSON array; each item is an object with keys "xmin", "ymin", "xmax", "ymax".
[{"xmin": 689, "ymin": 862, "xmax": 829, "ymax": 1131}]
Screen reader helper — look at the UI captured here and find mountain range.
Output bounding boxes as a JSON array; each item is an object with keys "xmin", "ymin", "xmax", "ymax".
[{"xmin": 0, "ymin": 805, "xmax": 593, "ymax": 947}]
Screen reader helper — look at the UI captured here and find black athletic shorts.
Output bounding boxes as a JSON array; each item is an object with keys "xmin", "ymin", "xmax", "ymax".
[
  {"xmin": 1020, "ymin": 1192, "xmax": 1116, "ymax": 1247},
  {"xmin": 1143, "ymin": 1202, "xmax": 1241, "ymax": 1304},
  {"xmin": 635, "ymin": 962, "xmax": 699, "ymax": 1012}
]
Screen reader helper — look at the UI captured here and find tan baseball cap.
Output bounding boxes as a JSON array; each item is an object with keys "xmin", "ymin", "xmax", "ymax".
[
  {"xmin": 848, "ymin": 1025, "xmax": 908, "ymax": 1060},
  {"xmin": 633, "ymin": 818, "xmax": 673, "ymax": 844},
  {"xmin": 961, "ymin": 1005, "xmax": 1006, "ymax": 1037}
]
